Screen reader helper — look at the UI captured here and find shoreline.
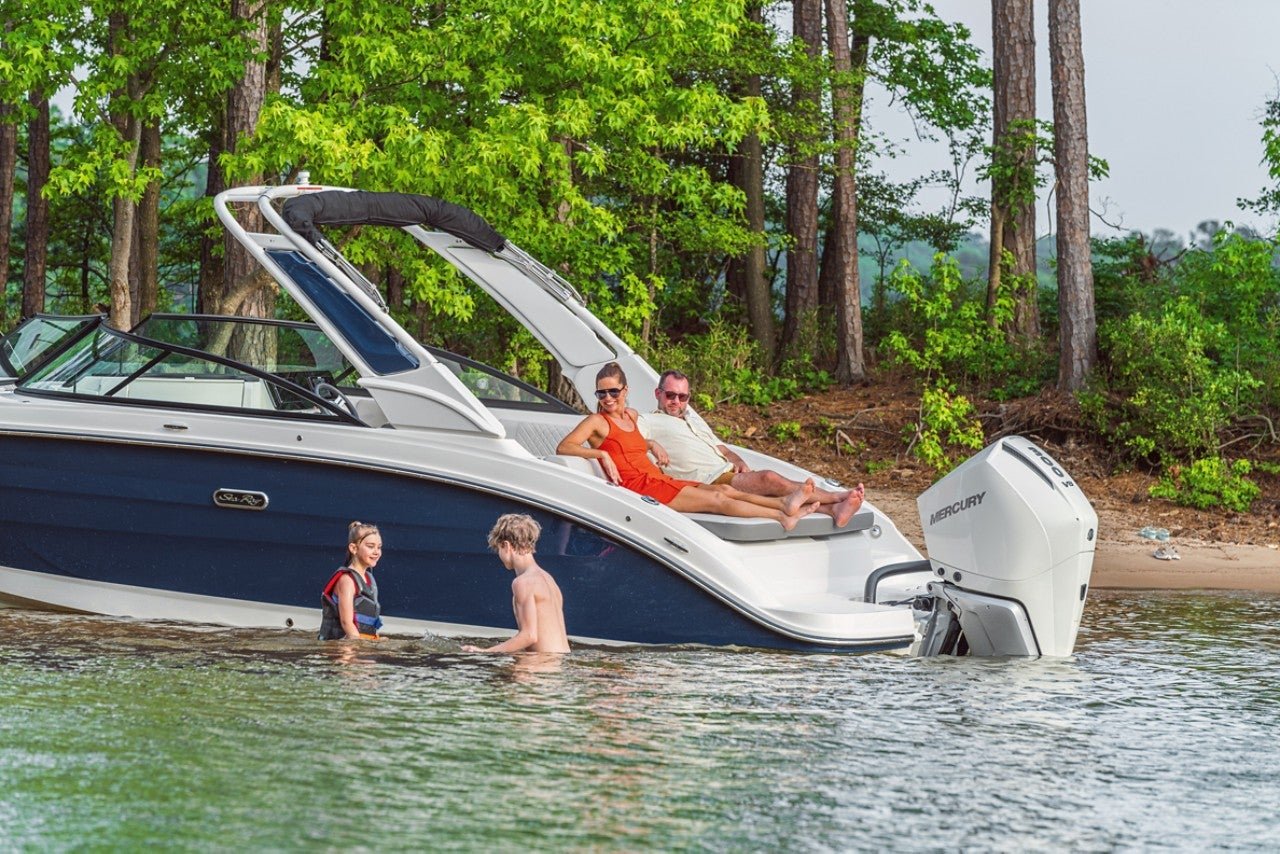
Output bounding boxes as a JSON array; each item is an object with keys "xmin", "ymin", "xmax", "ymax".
[
  {"xmin": 1092, "ymin": 540, "xmax": 1280, "ymax": 593},
  {"xmin": 869, "ymin": 490, "xmax": 1280, "ymax": 595}
]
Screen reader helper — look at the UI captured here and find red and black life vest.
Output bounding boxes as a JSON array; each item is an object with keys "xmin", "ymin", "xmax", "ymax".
[{"xmin": 318, "ymin": 566, "xmax": 382, "ymax": 640}]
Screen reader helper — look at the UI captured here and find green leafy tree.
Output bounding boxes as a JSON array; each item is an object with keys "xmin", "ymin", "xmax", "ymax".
[
  {"xmin": 881, "ymin": 255, "xmax": 1014, "ymax": 472},
  {"xmin": 234, "ymin": 0, "xmax": 764, "ymax": 363},
  {"xmin": 1084, "ymin": 297, "xmax": 1263, "ymax": 465}
]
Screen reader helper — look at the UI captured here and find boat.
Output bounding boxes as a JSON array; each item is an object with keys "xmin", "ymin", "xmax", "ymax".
[{"xmin": 0, "ymin": 184, "xmax": 1098, "ymax": 656}]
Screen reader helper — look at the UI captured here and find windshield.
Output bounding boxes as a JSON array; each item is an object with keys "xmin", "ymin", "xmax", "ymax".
[
  {"xmin": 0, "ymin": 314, "xmax": 102, "ymax": 380},
  {"xmin": 425, "ymin": 348, "xmax": 573, "ymax": 412},
  {"xmin": 17, "ymin": 324, "xmax": 357, "ymax": 423},
  {"xmin": 133, "ymin": 314, "xmax": 361, "ymax": 391}
]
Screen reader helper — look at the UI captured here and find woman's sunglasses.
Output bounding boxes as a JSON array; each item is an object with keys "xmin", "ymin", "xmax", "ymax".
[{"xmin": 594, "ymin": 387, "xmax": 625, "ymax": 399}]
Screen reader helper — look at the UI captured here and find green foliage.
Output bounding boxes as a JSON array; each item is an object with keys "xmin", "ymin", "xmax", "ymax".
[
  {"xmin": 1165, "ymin": 229, "xmax": 1280, "ymax": 402},
  {"xmin": 1240, "ymin": 90, "xmax": 1280, "ymax": 221},
  {"xmin": 906, "ymin": 384, "xmax": 985, "ymax": 474},
  {"xmin": 880, "ymin": 255, "xmax": 1028, "ymax": 387},
  {"xmin": 768, "ymin": 421, "xmax": 802, "ymax": 442},
  {"xmin": 231, "ymin": 0, "xmax": 765, "ymax": 354},
  {"xmin": 1149, "ymin": 458, "xmax": 1260, "ymax": 512},
  {"xmin": 981, "ymin": 118, "xmax": 1048, "ymax": 221},
  {"xmin": 1254, "ymin": 460, "xmax": 1280, "ymax": 476},
  {"xmin": 981, "ymin": 118, "xmax": 1108, "ymax": 224},
  {"xmin": 1084, "ymin": 298, "xmax": 1262, "ymax": 465},
  {"xmin": 645, "ymin": 319, "xmax": 829, "ymax": 407},
  {"xmin": 864, "ymin": 458, "xmax": 895, "ymax": 475},
  {"xmin": 880, "ymin": 256, "xmax": 1004, "ymax": 472}
]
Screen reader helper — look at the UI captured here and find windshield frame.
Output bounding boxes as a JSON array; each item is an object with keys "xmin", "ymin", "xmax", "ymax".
[
  {"xmin": 15, "ymin": 323, "xmax": 366, "ymax": 426},
  {"xmin": 0, "ymin": 314, "xmax": 106, "ymax": 380}
]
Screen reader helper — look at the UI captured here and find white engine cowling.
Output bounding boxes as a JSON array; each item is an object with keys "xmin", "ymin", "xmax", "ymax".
[{"xmin": 915, "ymin": 436, "xmax": 1098, "ymax": 657}]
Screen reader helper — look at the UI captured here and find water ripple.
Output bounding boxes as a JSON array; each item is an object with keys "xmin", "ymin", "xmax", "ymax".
[{"xmin": 2, "ymin": 591, "xmax": 1280, "ymax": 850}]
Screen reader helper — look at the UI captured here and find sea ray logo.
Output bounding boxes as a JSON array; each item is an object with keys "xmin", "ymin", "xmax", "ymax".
[
  {"xmin": 928, "ymin": 491, "xmax": 986, "ymax": 526},
  {"xmin": 213, "ymin": 489, "xmax": 270, "ymax": 511}
]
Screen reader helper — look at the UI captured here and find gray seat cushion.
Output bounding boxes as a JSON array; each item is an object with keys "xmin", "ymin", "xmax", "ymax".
[{"xmin": 686, "ymin": 510, "xmax": 874, "ymax": 542}]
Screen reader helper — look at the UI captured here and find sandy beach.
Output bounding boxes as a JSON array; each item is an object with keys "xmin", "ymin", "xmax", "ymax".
[
  {"xmin": 871, "ymin": 489, "xmax": 1280, "ymax": 594},
  {"xmin": 1091, "ymin": 540, "xmax": 1280, "ymax": 593}
]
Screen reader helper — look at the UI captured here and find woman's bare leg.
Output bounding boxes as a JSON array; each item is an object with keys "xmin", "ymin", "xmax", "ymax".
[
  {"xmin": 701, "ymin": 481, "xmax": 815, "ymax": 515},
  {"xmin": 669, "ymin": 486, "xmax": 810, "ymax": 530}
]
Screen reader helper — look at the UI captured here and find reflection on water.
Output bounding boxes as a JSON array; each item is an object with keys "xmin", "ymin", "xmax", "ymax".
[{"xmin": 2, "ymin": 591, "xmax": 1280, "ymax": 849}]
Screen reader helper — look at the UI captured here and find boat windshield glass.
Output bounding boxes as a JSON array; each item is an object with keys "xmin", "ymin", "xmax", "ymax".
[
  {"xmin": 0, "ymin": 314, "xmax": 102, "ymax": 380},
  {"xmin": 133, "ymin": 314, "xmax": 360, "ymax": 391},
  {"xmin": 425, "ymin": 347, "xmax": 574, "ymax": 412},
  {"xmin": 267, "ymin": 249, "xmax": 420, "ymax": 375},
  {"xmin": 17, "ymin": 324, "xmax": 352, "ymax": 421}
]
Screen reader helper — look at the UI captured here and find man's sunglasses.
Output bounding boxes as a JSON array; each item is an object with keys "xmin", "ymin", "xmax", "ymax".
[
  {"xmin": 661, "ymin": 390, "xmax": 690, "ymax": 402},
  {"xmin": 594, "ymin": 387, "xmax": 625, "ymax": 399}
]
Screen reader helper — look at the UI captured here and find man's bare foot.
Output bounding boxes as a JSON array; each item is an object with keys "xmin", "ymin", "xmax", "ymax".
[
  {"xmin": 830, "ymin": 486, "xmax": 865, "ymax": 527},
  {"xmin": 782, "ymin": 479, "xmax": 816, "ymax": 515}
]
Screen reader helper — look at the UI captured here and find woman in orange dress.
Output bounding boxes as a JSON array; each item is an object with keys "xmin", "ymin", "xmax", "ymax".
[{"xmin": 556, "ymin": 363, "xmax": 818, "ymax": 529}]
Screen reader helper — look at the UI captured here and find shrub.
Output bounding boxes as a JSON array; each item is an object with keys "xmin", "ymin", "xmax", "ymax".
[
  {"xmin": 768, "ymin": 421, "xmax": 803, "ymax": 442},
  {"xmin": 1149, "ymin": 457, "xmax": 1260, "ymax": 512},
  {"xmin": 1086, "ymin": 297, "xmax": 1262, "ymax": 465},
  {"xmin": 880, "ymin": 256, "xmax": 1009, "ymax": 472},
  {"xmin": 644, "ymin": 318, "xmax": 831, "ymax": 407},
  {"xmin": 907, "ymin": 384, "xmax": 986, "ymax": 474}
]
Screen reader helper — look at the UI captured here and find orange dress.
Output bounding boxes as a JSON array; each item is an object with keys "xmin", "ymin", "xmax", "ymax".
[{"xmin": 598, "ymin": 413, "xmax": 700, "ymax": 505}]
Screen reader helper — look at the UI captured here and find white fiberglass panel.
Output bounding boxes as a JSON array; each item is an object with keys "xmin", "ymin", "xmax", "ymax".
[{"xmin": 417, "ymin": 237, "xmax": 616, "ymax": 369}]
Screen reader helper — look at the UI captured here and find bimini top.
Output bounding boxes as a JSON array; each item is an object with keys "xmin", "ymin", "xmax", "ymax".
[{"xmin": 282, "ymin": 190, "xmax": 507, "ymax": 253}]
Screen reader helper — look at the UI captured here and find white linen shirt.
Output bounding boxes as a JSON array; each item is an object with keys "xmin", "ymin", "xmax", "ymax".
[{"xmin": 636, "ymin": 411, "xmax": 734, "ymax": 484}]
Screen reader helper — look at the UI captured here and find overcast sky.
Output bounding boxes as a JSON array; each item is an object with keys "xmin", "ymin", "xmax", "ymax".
[{"xmin": 866, "ymin": 0, "xmax": 1280, "ymax": 240}]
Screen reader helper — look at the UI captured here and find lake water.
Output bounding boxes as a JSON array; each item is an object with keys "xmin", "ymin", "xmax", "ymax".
[{"xmin": 2, "ymin": 590, "xmax": 1279, "ymax": 851}]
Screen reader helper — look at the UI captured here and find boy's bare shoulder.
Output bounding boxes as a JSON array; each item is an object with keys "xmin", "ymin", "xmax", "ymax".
[{"xmin": 513, "ymin": 567, "xmax": 555, "ymax": 594}]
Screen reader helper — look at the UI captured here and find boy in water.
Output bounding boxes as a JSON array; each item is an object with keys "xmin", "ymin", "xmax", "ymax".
[{"xmin": 462, "ymin": 514, "xmax": 571, "ymax": 654}]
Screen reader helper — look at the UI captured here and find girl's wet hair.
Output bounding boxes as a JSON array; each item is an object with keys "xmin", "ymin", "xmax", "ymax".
[
  {"xmin": 487, "ymin": 513, "xmax": 541, "ymax": 554},
  {"xmin": 595, "ymin": 362, "xmax": 627, "ymax": 412},
  {"xmin": 345, "ymin": 521, "xmax": 381, "ymax": 564}
]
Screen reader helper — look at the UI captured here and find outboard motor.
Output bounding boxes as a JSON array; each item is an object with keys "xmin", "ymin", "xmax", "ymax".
[{"xmin": 916, "ymin": 436, "xmax": 1097, "ymax": 657}]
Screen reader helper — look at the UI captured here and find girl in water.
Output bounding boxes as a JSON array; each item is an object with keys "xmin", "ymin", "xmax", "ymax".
[
  {"xmin": 318, "ymin": 521, "xmax": 384, "ymax": 640},
  {"xmin": 556, "ymin": 363, "xmax": 818, "ymax": 530}
]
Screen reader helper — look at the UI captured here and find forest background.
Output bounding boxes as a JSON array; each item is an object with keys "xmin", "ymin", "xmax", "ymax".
[{"xmin": 3, "ymin": 0, "xmax": 1280, "ymax": 514}]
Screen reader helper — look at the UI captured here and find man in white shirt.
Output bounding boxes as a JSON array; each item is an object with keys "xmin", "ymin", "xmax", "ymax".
[{"xmin": 638, "ymin": 370, "xmax": 864, "ymax": 527}]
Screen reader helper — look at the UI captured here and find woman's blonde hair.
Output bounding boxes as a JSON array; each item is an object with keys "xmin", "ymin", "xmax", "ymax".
[
  {"xmin": 487, "ymin": 513, "xmax": 541, "ymax": 554},
  {"xmin": 345, "ymin": 520, "xmax": 381, "ymax": 563}
]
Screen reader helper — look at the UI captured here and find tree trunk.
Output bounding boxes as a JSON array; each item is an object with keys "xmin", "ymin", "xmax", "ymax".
[
  {"xmin": 780, "ymin": 0, "xmax": 822, "ymax": 359},
  {"xmin": 221, "ymin": 0, "xmax": 273, "ymax": 350},
  {"xmin": 735, "ymin": 2, "xmax": 775, "ymax": 365},
  {"xmin": 105, "ymin": 12, "xmax": 142, "ymax": 330},
  {"xmin": 827, "ymin": 0, "xmax": 866, "ymax": 383},
  {"xmin": 386, "ymin": 266, "xmax": 405, "ymax": 311},
  {"xmin": 817, "ymin": 205, "xmax": 838, "ymax": 313},
  {"xmin": 990, "ymin": 0, "xmax": 1038, "ymax": 337},
  {"xmin": 22, "ymin": 91, "xmax": 50, "ymax": 319},
  {"xmin": 107, "ymin": 120, "xmax": 142, "ymax": 330},
  {"xmin": 220, "ymin": 0, "xmax": 275, "ymax": 370},
  {"xmin": 641, "ymin": 203, "xmax": 657, "ymax": 345},
  {"xmin": 1050, "ymin": 0, "xmax": 1095, "ymax": 390},
  {"xmin": 197, "ymin": 118, "xmax": 225, "ymax": 315},
  {"xmin": 136, "ymin": 121, "xmax": 162, "ymax": 324},
  {"xmin": 739, "ymin": 126, "xmax": 773, "ymax": 365},
  {"xmin": 0, "ymin": 100, "xmax": 16, "ymax": 329},
  {"xmin": 986, "ymin": 206, "xmax": 1003, "ymax": 326},
  {"xmin": 222, "ymin": 0, "xmax": 272, "ymax": 324}
]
